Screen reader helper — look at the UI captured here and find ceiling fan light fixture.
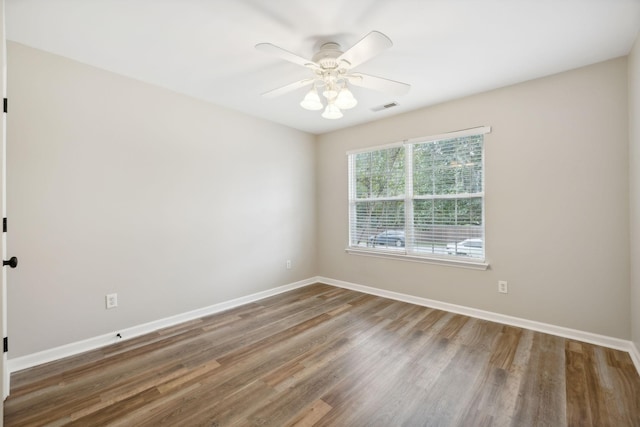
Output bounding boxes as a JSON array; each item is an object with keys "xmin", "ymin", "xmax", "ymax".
[
  {"xmin": 322, "ymin": 88, "xmax": 338, "ymax": 99},
  {"xmin": 322, "ymin": 103, "xmax": 343, "ymax": 119},
  {"xmin": 300, "ymin": 88, "xmax": 323, "ymax": 110},
  {"xmin": 335, "ymin": 87, "xmax": 357, "ymax": 110}
]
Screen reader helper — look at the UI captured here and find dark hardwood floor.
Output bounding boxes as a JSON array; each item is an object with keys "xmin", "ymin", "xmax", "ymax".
[{"xmin": 4, "ymin": 283, "xmax": 640, "ymax": 426}]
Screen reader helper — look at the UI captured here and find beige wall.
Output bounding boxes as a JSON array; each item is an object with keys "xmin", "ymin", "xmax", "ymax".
[
  {"xmin": 631, "ymin": 33, "xmax": 640, "ymax": 348},
  {"xmin": 317, "ymin": 58, "xmax": 630, "ymax": 339},
  {"xmin": 6, "ymin": 42, "xmax": 317, "ymax": 357}
]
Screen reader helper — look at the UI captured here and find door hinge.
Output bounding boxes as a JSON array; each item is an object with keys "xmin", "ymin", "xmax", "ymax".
[
  {"xmin": 3, "ymin": 98, "xmax": 6, "ymax": 114},
  {"xmin": 2, "ymin": 218, "xmax": 6, "ymax": 233},
  {"xmin": 3, "ymin": 337, "xmax": 7, "ymax": 353}
]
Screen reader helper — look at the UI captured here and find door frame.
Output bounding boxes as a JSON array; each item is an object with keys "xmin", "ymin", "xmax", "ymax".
[{"xmin": 1, "ymin": 0, "xmax": 9, "ymax": 409}]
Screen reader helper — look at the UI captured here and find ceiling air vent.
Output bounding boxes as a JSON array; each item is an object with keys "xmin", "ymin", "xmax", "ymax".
[{"xmin": 371, "ymin": 102, "xmax": 398, "ymax": 112}]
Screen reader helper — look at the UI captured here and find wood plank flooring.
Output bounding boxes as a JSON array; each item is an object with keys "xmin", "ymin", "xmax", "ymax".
[{"xmin": 4, "ymin": 283, "xmax": 640, "ymax": 426}]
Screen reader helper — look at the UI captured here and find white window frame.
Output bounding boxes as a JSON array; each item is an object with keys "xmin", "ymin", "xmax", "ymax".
[{"xmin": 346, "ymin": 126, "xmax": 491, "ymax": 270}]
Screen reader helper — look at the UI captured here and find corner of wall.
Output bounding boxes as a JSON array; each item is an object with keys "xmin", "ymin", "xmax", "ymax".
[{"xmin": 630, "ymin": 32, "xmax": 640, "ymax": 348}]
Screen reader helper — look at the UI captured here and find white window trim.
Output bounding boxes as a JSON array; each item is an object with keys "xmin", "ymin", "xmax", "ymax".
[
  {"xmin": 346, "ymin": 126, "xmax": 491, "ymax": 270},
  {"xmin": 345, "ymin": 247, "xmax": 489, "ymax": 270},
  {"xmin": 346, "ymin": 126, "xmax": 491, "ymax": 156}
]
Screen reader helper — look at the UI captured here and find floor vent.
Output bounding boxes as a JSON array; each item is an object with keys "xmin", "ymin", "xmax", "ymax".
[{"xmin": 371, "ymin": 102, "xmax": 399, "ymax": 112}]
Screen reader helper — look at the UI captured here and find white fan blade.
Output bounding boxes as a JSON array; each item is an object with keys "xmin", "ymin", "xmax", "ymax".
[
  {"xmin": 255, "ymin": 43, "xmax": 316, "ymax": 68},
  {"xmin": 261, "ymin": 78, "xmax": 315, "ymax": 98},
  {"xmin": 347, "ymin": 73, "xmax": 410, "ymax": 96},
  {"xmin": 338, "ymin": 31, "xmax": 392, "ymax": 69}
]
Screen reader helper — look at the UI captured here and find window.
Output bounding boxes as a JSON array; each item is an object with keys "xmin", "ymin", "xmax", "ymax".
[{"xmin": 348, "ymin": 127, "xmax": 489, "ymax": 265}]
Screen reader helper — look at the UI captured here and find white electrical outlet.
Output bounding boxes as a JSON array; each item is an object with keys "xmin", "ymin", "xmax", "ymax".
[
  {"xmin": 106, "ymin": 293, "xmax": 118, "ymax": 309},
  {"xmin": 286, "ymin": 260, "xmax": 292, "ymax": 270},
  {"xmin": 498, "ymin": 281, "xmax": 508, "ymax": 294}
]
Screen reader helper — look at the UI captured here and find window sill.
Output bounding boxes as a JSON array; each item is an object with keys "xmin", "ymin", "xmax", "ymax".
[{"xmin": 345, "ymin": 247, "xmax": 489, "ymax": 270}]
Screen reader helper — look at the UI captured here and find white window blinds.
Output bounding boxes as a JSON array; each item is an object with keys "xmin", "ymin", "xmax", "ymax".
[{"xmin": 348, "ymin": 127, "xmax": 489, "ymax": 260}]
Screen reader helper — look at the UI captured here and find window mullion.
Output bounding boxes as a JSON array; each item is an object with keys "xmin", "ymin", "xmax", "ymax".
[
  {"xmin": 404, "ymin": 144, "xmax": 414, "ymax": 253},
  {"xmin": 413, "ymin": 192, "xmax": 484, "ymax": 200},
  {"xmin": 348, "ymin": 154, "xmax": 359, "ymax": 247},
  {"xmin": 354, "ymin": 195, "xmax": 406, "ymax": 202}
]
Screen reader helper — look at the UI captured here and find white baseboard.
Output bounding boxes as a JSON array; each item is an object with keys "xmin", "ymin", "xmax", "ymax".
[
  {"xmin": 9, "ymin": 275, "xmax": 640, "ymax": 377},
  {"xmin": 317, "ymin": 276, "xmax": 635, "ymax": 354},
  {"xmin": 7, "ymin": 278, "xmax": 316, "ymax": 374},
  {"xmin": 630, "ymin": 341, "xmax": 640, "ymax": 375}
]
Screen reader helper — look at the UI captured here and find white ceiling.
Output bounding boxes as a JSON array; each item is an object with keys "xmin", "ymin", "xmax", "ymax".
[{"xmin": 6, "ymin": 0, "xmax": 640, "ymax": 135}]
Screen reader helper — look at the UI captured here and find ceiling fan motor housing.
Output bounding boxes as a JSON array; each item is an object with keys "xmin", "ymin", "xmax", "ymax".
[{"xmin": 312, "ymin": 42, "xmax": 346, "ymax": 70}]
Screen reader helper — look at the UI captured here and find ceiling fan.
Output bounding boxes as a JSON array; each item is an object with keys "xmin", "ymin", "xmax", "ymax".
[{"xmin": 256, "ymin": 31, "xmax": 410, "ymax": 119}]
